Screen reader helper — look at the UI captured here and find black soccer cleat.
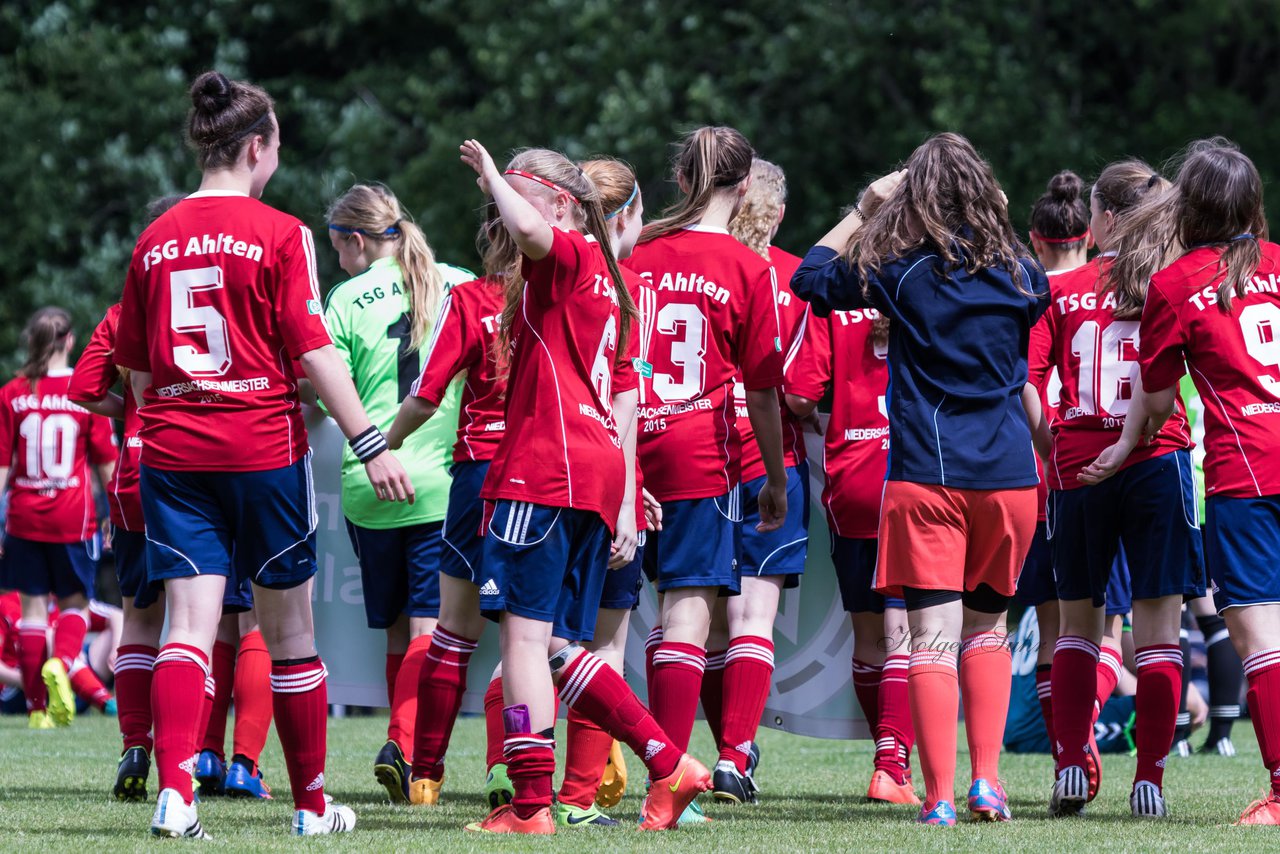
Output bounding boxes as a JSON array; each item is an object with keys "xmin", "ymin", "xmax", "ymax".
[
  {"xmin": 712, "ymin": 759, "xmax": 758, "ymax": 805},
  {"xmin": 374, "ymin": 740, "xmax": 411, "ymax": 804},
  {"xmin": 114, "ymin": 745, "xmax": 151, "ymax": 802}
]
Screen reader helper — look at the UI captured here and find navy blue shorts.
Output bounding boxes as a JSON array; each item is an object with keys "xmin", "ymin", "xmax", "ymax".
[
  {"xmin": 140, "ymin": 454, "xmax": 318, "ymax": 592},
  {"xmin": 346, "ymin": 519, "xmax": 443, "ymax": 627},
  {"xmin": 440, "ymin": 461, "xmax": 489, "ymax": 585},
  {"xmin": 114, "ymin": 526, "xmax": 253, "ymax": 613},
  {"xmin": 1014, "ymin": 521, "xmax": 1053, "ymax": 607},
  {"xmin": 599, "ymin": 532, "xmax": 646, "ymax": 611},
  {"xmin": 1205, "ymin": 494, "xmax": 1280, "ymax": 612},
  {"xmin": 831, "ymin": 535, "xmax": 906, "ymax": 614},
  {"xmin": 112, "ymin": 527, "xmax": 159, "ymax": 610},
  {"xmin": 740, "ymin": 462, "xmax": 809, "ymax": 588},
  {"xmin": 1048, "ymin": 450, "xmax": 1205, "ymax": 607},
  {"xmin": 0, "ymin": 533, "xmax": 99, "ymax": 600},
  {"xmin": 642, "ymin": 491, "xmax": 742, "ymax": 594},
  {"xmin": 1105, "ymin": 546, "xmax": 1132, "ymax": 617},
  {"xmin": 480, "ymin": 501, "xmax": 611, "ymax": 642}
]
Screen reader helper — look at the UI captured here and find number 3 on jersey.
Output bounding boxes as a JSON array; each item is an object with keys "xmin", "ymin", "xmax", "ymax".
[
  {"xmin": 171, "ymin": 266, "xmax": 232, "ymax": 377},
  {"xmin": 653, "ymin": 303, "xmax": 707, "ymax": 401}
]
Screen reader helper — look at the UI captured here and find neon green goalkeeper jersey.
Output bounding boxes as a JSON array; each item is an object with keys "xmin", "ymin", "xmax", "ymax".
[
  {"xmin": 323, "ymin": 256, "xmax": 474, "ymax": 528},
  {"xmin": 1180, "ymin": 373, "xmax": 1206, "ymax": 522}
]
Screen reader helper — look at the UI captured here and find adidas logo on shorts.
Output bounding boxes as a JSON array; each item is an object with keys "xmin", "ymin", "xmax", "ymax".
[
  {"xmin": 306, "ymin": 773, "xmax": 325, "ymax": 792},
  {"xmin": 479, "ymin": 580, "xmax": 500, "ymax": 596},
  {"xmin": 644, "ymin": 739, "xmax": 666, "ymax": 761}
]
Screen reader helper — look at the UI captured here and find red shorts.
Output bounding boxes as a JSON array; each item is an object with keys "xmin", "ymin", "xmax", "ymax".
[{"xmin": 874, "ymin": 481, "xmax": 1037, "ymax": 598}]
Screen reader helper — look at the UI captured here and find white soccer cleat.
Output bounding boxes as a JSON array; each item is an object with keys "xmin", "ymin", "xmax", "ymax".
[
  {"xmin": 1049, "ymin": 765, "xmax": 1087, "ymax": 818},
  {"xmin": 293, "ymin": 798, "xmax": 356, "ymax": 835},
  {"xmin": 1130, "ymin": 781, "xmax": 1168, "ymax": 819},
  {"xmin": 150, "ymin": 788, "xmax": 210, "ymax": 839}
]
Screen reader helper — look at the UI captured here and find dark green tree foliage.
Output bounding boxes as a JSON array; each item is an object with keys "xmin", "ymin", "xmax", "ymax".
[{"xmin": 3, "ymin": 0, "xmax": 1279, "ymax": 371}]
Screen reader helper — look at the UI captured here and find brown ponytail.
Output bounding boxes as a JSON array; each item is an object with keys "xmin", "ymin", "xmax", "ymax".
[
  {"xmin": 641, "ymin": 126, "xmax": 754, "ymax": 243},
  {"xmin": 21, "ymin": 307, "xmax": 72, "ymax": 383},
  {"xmin": 1089, "ymin": 160, "xmax": 1170, "ymax": 318},
  {"xmin": 187, "ymin": 70, "xmax": 276, "ymax": 171},
  {"xmin": 327, "ymin": 183, "xmax": 444, "ymax": 350},
  {"xmin": 1108, "ymin": 140, "xmax": 1266, "ymax": 318}
]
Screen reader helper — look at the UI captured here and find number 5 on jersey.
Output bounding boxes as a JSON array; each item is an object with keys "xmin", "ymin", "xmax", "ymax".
[{"xmin": 171, "ymin": 266, "xmax": 232, "ymax": 377}]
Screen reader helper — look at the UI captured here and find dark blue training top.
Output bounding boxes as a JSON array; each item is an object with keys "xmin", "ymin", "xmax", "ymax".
[{"xmin": 793, "ymin": 245, "xmax": 1049, "ymax": 490}]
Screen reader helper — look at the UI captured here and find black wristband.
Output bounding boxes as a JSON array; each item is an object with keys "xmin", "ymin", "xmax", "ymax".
[{"xmin": 350, "ymin": 425, "xmax": 388, "ymax": 463}]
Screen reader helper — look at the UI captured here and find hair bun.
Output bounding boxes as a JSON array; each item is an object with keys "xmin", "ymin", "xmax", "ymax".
[
  {"xmin": 1048, "ymin": 170, "xmax": 1083, "ymax": 203},
  {"xmin": 190, "ymin": 71, "xmax": 233, "ymax": 115}
]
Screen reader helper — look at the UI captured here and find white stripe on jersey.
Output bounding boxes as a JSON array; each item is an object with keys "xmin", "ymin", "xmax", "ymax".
[
  {"xmin": 1189, "ymin": 361, "xmax": 1263, "ymax": 496},
  {"xmin": 783, "ymin": 307, "xmax": 810, "ymax": 374},
  {"xmin": 411, "ymin": 293, "xmax": 455, "ymax": 398}
]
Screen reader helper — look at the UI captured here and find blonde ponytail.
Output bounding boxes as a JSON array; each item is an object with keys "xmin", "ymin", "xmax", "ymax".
[{"xmin": 327, "ymin": 183, "xmax": 444, "ymax": 349}]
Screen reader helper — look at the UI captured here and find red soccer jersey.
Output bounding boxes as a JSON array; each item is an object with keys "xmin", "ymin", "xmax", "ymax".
[
  {"xmin": 736, "ymin": 246, "xmax": 807, "ymax": 483},
  {"xmin": 785, "ymin": 306, "xmax": 889, "ymax": 539},
  {"xmin": 114, "ymin": 192, "xmax": 332, "ymax": 472},
  {"xmin": 479, "ymin": 228, "xmax": 628, "ymax": 530},
  {"xmin": 68, "ymin": 303, "xmax": 145, "ymax": 532},
  {"xmin": 0, "ymin": 371, "xmax": 115, "ymax": 542},
  {"xmin": 617, "ymin": 267, "xmax": 647, "ymax": 531},
  {"xmin": 625, "ymin": 226, "xmax": 784, "ymax": 501},
  {"xmin": 1141, "ymin": 242, "xmax": 1280, "ymax": 498},
  {"xmin": 0, "ymin": 591, "xmax": 19, "ymax": 667},
  {"xmin": 413, "ymin": 277, "xmax": 508, "ymax": 463},
  {"xmin": 1028, "ymin": 255, "xmax": 1191, "ymax": 490}
]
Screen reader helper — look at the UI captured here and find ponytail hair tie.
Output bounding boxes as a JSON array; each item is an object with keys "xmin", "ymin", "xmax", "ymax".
[
  {"xmin": 1147, "ymin": 174, "xmax": 1161, "ymax": 188},
  {"xmin": 1231, "ymin": 233, "xmax": 1256, "ymax": 242}
]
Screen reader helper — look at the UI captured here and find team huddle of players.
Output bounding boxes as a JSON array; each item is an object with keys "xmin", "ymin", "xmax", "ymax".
[{"xmin": 3, "ymin": 67, "xmax": 1280, "ymax": 839}]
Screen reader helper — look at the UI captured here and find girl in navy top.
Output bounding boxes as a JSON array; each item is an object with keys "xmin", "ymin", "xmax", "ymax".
[{"xmin": 792, "ymin": 132, "xmax": 1048, "ymax": 827}]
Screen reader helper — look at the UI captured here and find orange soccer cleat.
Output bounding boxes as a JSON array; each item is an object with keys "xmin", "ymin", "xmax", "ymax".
[
  {"xmin": 408, "ymin": 776, "xmax": 444, "ymax": 806},
  {"xmin": 638, "ymin": 753, "xmax": 712, "ymax": 831},
  {"xmin": 464, "ymin": 804, "xmax": 555, "ymax": 834},
  {"xmin": 866, "ymin": 768, "xmax": 921, "ymax": 805}
]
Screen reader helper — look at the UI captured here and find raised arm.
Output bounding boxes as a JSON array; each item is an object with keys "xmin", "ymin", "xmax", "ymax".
[{"xmin": 460, "ymin": 139, "xmax": 553, "ymax": 261}]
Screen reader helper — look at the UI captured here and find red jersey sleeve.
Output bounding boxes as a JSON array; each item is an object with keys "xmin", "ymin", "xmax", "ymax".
[
  {"xmin": 520, "ymin": 228, "xmax": 587, "ymax": 305},
  {"xmin": 783, "ymin": 308, "xmax": 831, "ymax": 402},
  {"xmin": 69, "ymin": 306, "xmax": 119, "ymax": 403},
  {"xmin": 1139, "ymin": 284, "xmax": 1190, "ymax": 392},
  {"xmin": 738, "ymin": 265, "xmax": 785, "ymax": 390},
  {"xmin": 86, "ymin": 412, "xmax": 117, "ymax": 465},
  {"xmin": 413, "ymin": 289, "xmax": 472, "ymax": 405},
  {"xmin": 1027, "ymin": 305, "xmax": 1056, "ymax": 389},
  {"xmin": 273, "ymin": 224, "xmax": 333, "ymax": 359},
  {"xmin": 114, "ymin": 262, "xmax": 150, "ymax": 372}
]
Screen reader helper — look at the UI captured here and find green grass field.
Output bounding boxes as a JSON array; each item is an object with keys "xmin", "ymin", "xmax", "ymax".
[{"xmin": 0, "ymin": 713, "xmax": 1274, "ymax": 851}]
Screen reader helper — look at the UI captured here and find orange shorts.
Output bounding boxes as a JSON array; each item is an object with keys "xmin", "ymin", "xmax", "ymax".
[{"xmin": 874, "ymin": 481, "xmax": 1037, "ymax": 598}]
